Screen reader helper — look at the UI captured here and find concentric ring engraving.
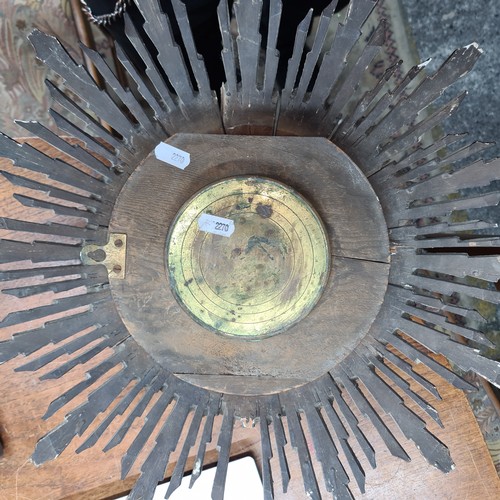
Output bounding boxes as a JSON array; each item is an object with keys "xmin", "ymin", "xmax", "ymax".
[{"xmin": 166, "ymin": 176, "xmax": 330, "ymax": 338}]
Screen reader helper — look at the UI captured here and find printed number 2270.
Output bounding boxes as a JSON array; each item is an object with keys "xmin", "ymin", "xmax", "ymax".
[
  {"xmin": 215, "ymin": 222, "xmax": 229, "ymax": 232},
  {"xmin": 171, "ymin": 152, "xmax": 185, "ymax": 164}
]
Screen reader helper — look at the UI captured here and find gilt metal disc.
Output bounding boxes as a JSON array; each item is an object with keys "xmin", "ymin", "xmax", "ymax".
[{"xmin": 167, "ymin": 176, "xmax": 330, "ymax": 339}]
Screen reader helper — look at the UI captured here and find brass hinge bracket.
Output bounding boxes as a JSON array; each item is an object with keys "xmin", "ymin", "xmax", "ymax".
[{"xmin": 81, "ymin": 233, "xmax": 127, "ymax": 279}]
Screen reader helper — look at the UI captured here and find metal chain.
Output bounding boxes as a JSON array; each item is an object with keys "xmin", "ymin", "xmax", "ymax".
[{"xmin": 79, "ymin": 0, "xmax": 131, "ymax": 26}]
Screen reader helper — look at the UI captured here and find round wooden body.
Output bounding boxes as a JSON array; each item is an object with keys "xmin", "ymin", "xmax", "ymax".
[{"xmin": 109, "ymin": 134, "xmax": 390, "ymax": 395}]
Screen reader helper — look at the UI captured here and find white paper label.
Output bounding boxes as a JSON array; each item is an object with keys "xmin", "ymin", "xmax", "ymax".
[
  {"xmin": 154, "ymin": 142, "xmax": 190, "ymax": 170},
  {"xmin": 198, "ymin": 213, "xmax": 235, "ymax": 237}
]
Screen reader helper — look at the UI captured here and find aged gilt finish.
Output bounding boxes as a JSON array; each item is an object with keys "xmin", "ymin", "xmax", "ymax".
[
  {"xmin": 167, "ymin": 176, "xmax": 330, "ymax": 339},
  {"xmin": 0, "ymin": 1, "xmax": 499, "ymax": 499}
]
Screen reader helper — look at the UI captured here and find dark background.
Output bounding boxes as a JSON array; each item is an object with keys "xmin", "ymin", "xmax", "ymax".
[{"xmin": 400, "ymin": 0, "xmax": 500, "ymax": 159}]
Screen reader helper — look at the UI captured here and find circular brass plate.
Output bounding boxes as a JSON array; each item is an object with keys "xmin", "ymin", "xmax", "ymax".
[{"xmin": 166, "ymin": 177, "xmax": 330, "ymax": 338}]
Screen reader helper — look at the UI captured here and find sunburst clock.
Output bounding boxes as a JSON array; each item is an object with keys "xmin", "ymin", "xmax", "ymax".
[{"xmin": 1, "ymin": 1, "xmax": 499, "ymax": 499}]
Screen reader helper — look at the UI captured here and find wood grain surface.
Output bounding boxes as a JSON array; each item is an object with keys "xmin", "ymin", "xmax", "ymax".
[
  {"xmin": 0, "ymin": 139, "xmax": 499, "ymax": 499},
  {"xmin": 109, "ymin": 134, "xmax": 389, "ymax": 394}
]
